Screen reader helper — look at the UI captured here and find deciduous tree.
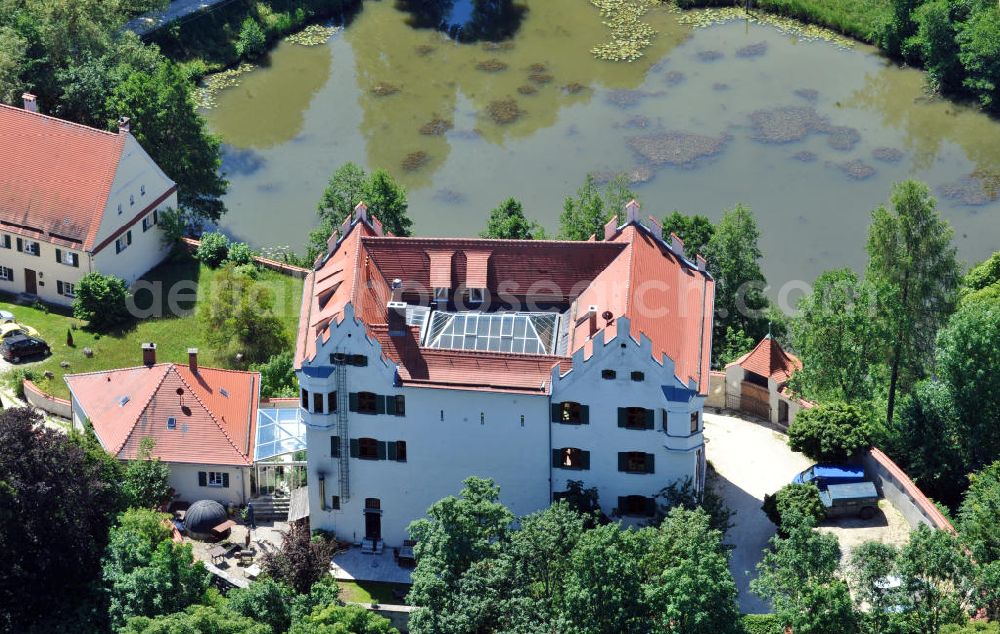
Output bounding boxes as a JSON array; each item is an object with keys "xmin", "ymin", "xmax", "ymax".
[
  {"xmin": 227, "ymin": 578, "xmax": 294, "ymax": 634},
  {"xmin": 199, "ymin": 264, "xmax": 290, "ymax": 365},
  {"xmin": 702, "ymin": 204, "xmax": 770, "ymax": 364},
  {"xmin": 74, "ymin": 271, "xmax": 132, "ymax": 331},
  {"xmin": 260, "ymin": 522, "xmax": 334, "ymax": 594},
  {"xmin": 790, "ymin": 268, "xmax": 888, "ymax": 402},
  {"xmin": 481, "ymin": 197, "xmax": 545, "ymax": 239},
  {"xmin": 936, "ymin": 296, "xmax": 1000, "ymax": 472},
  {"xmin": 958, "ymin": 461, "xmax": 1000, "ymax": 565},
  {"xmin": 661, "ymin": 210, "xmax": 714, "ymax": 258},
  {"xmin": 787, "ymin": 401, "xmax": 874, "ymax": 463},
  {"xmin": 123, "ymin": 437, "xmax": 171, "ymax": 509},
  {"xmin": 559, "ymin": 173, "xmax": 634, "ymax": 241},
  {"xmin": 866, "ymin": 180, "xmax": 960, "ymax": 425},
  {"xmin": 120, "ymin": 604, "xmax": 271, "ymax": 634}
]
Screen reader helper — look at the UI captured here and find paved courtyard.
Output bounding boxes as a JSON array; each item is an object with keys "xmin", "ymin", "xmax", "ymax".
[
  {"xmin": 704, "ymin": 411, "xmax": 813, "ymax": 614},
  {"xmin": 331, "ymin": 547, "xmax": 414, "ymax": 584},
  {"xmin": 705, "ymin": 411, "xmax": 914, "ymax": 614}
]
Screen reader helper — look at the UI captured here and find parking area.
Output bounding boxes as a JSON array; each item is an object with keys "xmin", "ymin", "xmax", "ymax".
[{"xmin": 703, "ymin": 411, "xmax": 912, "ymax": 614}]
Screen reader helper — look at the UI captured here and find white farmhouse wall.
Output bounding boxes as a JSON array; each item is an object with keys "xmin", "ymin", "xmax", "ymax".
[{"xmin": 0, "ymin": 135, "xmax": 174, "ymax": 306}]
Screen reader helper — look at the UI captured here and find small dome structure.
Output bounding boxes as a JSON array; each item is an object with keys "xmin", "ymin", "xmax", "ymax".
[{"xmin": 185, "ymin": 499, "xmax": 228, "ymax": 541}]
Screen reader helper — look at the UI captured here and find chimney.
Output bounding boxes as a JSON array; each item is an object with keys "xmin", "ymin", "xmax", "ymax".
[
  {"xmin": 391, "ymin": 278, "xmax": 403, "ymax": 302},
  {"xmin": 624, "ymin": 199, "xmax": 641, "ymax": 224},
  {"xmin": 22, "ymin": 93, "xmax": 38, "ymax": 113},
  {"xmin": 188, "ymin": 348, "xmax": 199, "ymax": 374},
  {"xmin": 696, "ymin": 254, "xmax": 707, "ymax": 272},
  {"xmin": 670, "ymin": 232, "xmax": 685, "ymax": 256},
  {"xmin": 354, "ymin": 201, "xmax": 368, "ymax": 224},
  {"xmin": 142, "ymin": 342, "xmax": 157, "ymax": 366},
  {"xmin": 117, "ymin": 116, "xmax": 131, "ymax": 134}
]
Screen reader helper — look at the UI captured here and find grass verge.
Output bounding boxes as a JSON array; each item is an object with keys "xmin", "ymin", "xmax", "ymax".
[
  {"xmin": 0, "ymin": 252, "xmax": 302, "ymax": 401},
  {"xmin": 338, "ymin": 580, "xmax": 411, "ymax": 606}
]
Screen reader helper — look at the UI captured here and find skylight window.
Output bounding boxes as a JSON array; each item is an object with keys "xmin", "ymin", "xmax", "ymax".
[
  {"xmin": 424, "ymin": 311, "xmax": 559, "ymax": 355},
  {"xmin": 117, "ymin": 395, "xmax": 130, "ymax": 407},
  {"xmin": 167, "ymin": 417, "xmax": 176, "ymax": 430},
  {"xmin": 220, "ymin": 388, "xmax": 230, "ymax": 398}
]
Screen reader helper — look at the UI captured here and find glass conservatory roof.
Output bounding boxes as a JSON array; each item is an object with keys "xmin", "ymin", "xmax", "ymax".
[
  {"xmin": 255, "ymin": 407, "xmax": 306, "ymax": 462},
  {"xmin": 423, "ymin": 311, "xmax": 560, "ymax": 355}
]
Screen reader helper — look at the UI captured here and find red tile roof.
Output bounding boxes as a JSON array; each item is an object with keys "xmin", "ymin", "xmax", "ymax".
[
  {"xmin": 296, "ymin": 205, "xmax": 715, "ymax": 394},
  {"xmin": 66, "ymin": 364, "xmax": 259, "ymax": 466},
  {"xmin": 728, "ymin": 335, "xmax": 802, "ymax": 385},
  {"xmin": 0, "ymin": 104, "xmax": 133, "ymax": 250}
]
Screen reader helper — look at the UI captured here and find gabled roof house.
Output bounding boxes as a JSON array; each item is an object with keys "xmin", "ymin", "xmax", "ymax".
[{"xmin": 65, "ymin": 346, "xmax": 260, "ymax": 506}]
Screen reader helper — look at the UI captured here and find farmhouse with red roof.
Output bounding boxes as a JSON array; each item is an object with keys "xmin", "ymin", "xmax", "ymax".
[
  {"xmin": 0, "ymin": 95, "xmax": 176, "ymax": 305},
  {"xmin": 65, "ymin": 346, "xmax": 260, "ymax": 506},
  {"xmin": 296, "ymin": 201, "xmax": 715, "ymax": 547}
]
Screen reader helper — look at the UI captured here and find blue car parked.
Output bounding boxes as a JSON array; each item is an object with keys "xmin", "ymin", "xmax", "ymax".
[{"xmin": 793, "ymin": 464, "xmax": 866, "ymax": 490}]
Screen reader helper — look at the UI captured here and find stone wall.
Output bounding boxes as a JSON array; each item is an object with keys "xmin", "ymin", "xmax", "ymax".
[
  {"xmin": 23, "ymin": 379, "xmax": 72, "ymax": 419},
  {"xmin": 705, "ymin": 371, "xmax": 726, "ymax": 408},
  {"xmin": 862, "ymin": 447, "xmax": 955, "ymax": 533},
  {"xmin": 180, "ymin": 237, "xmax": 310, "ymax": 278}
]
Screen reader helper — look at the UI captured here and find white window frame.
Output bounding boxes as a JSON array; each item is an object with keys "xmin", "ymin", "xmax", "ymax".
[
  {"xmin": 59, "ymin": 251, "xmax": 79, "ymax": 267},
  {"xmin": 60, "ymin": 282, "xmax": 75, "ymax": 298},
  {"xmin": 23, "ymin": 241, "xmax": 39, "ymax": 256},
  {"xmin": 142, "ymin": 214, "xmax": 155, "ymax": 232},
  {"xmin": 0, "ymin": 267, "xmax": 12, "ymax": 281},
  {"xmin": 115, "ymin": 231, "xmax": 132, "ymax": 254},
  {"xmin": 206, "ymin": 471, "xmax": 226, "ymax": 487}
]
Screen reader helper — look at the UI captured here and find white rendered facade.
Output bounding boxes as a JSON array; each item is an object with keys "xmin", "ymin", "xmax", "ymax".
[{"xmin": 301, "ymin": 307, "xmax": 707, "ymax": 547}]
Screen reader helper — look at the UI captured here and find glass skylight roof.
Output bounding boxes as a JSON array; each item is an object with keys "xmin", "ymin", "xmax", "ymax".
[
  {"xmin": 424, "ymin": 311, "xmax": 559, "ymax": 355},
  {"xmin": 255, "ymin": 407, "xmax": 307, "ymax": 462}
]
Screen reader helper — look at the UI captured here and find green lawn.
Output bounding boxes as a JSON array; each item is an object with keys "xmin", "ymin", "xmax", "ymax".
[
  {"xmin": 0, "ymin": 252, "xmax": 303, "ymax": 400},
  {"xmin": 338, "ymin": 580, "xmax": 411, "ymax": 606}
]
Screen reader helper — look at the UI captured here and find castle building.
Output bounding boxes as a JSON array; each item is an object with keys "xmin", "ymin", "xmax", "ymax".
[{"xmin": 295, "ymin": 201, "xmax": 715, "ymax": 547}]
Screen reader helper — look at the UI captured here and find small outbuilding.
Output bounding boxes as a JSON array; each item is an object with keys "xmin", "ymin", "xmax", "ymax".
[
  {"xmin": 185, "ymin": 499, "xmax": 230, "ymax": 541},
  {"xmin": 724, "ymin": 335, "xmax": 806, "ymax": 427}
]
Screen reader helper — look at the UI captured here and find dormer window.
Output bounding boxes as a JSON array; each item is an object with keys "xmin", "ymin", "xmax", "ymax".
[
  {"xmin": 129, "ymin": 194, "xmax": 135, "ymax": 206},
  {"xmin": 468, "ymin": 288, "xmax": 485, "ymax": 303},
  {"xmin": 117, "ymin": 203, "xmax": 123, "ymax": 215},
  {"xmin": 140, "ymin": 184, "xmax": 146, "ymax": 196},
  {"xmin": 434, "ymin": 287, "xmax": 449, "ymax": 301}
]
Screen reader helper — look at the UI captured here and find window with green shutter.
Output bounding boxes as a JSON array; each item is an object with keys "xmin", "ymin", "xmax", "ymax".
[
  {"xmin": 198, "ymin": 471, "xmax": 207, "ymax": 486},
  {"xmin": 331, "ymin": 436, "xmax": 340, "ymax": 457},
  {"xmin": 553, "ymin": 447, "xmax": 589, "ymax": 470},
  {"xmin": 327, "ymin": 391, "xmax": 337, "ymax": 413},
  {"xmin": 619, "ymin": 452, "xmax": 653, "ymax": 473},
  {"xmin": 552, "ymin": 402, "xmax": 588, "ymax": 424},
  {"xmin": 349, "ymin": 438, "xmax": 360, "ymax": 458},
  {"xmin": 386, "ymin": 440, "xmax": 396, "ymax": 461},
  {"xmin": 376, "ymin": 440, "xmax": 387, "ymax": 460},
  {"xmin": 331, "ymin": 495, "xmax": 341, "ymax": 510},
  {"xmin": 619, "ymin": 407, "xmax": 653, "ymax": 430}
]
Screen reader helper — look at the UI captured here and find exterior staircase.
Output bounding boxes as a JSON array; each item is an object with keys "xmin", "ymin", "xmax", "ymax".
[{"xmin": 250, "ymin": 495, "xmax": 291, "ymax": 521}]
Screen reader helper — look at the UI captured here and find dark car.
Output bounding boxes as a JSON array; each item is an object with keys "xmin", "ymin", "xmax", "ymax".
[
  {"xmin": 819, "ymin": 481, "xmax": 880, "ymax": 520},
  {"xmin": 1, "ymin": 334, "xmax": 50, "ymax": 363}
]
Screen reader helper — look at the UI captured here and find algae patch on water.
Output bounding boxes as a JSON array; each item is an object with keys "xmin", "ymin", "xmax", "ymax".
[
  {"xmin": 370, "ymin": 82, "xmax": 402, "ymax": 97},
  {"xmin": 628, "ymin": 131, "xmax": 732, "ymax": 168},
  {"xmin": 563, "ymin": 82, "xmax": 588, "ymax": 94},
  {"xmin": 736, "ymin": 41, "xmax": 767, "ymax": 58},
  {"xmin": 196, "ymin": 63, "xmax": 257, "ymax": 109},
  {"xmin": 826, "ymin": 125, "xmax": 861, "ymax": 151},
  {"xmin": 485, "ymin": 99, "xmax": 524, "ymax": 124},
  {"xmin": 749, "ymin": 106, "xmax": 827, "ymax": 143},
  {"xmin": 518, "ymin": 84, "xmax": 539, "ymax": 95},
  {"xmin": 476, "ymin": 58, "xmax": 509, "ymax": 72},
  {"xmin": 419, "ymin": 117, "xmax": 454, "ymax": 136},
  {"xmin": 872, "ymin": 147, "xmax": 904, "ymax": 163},
  {"xmin": 285, "ymin": 24, "xmax": 340, "ymax": 46},
  {"xmin": 589, "ymin": 0, "xmax": 659, "ymax": 62},
  {"xmin": 402, "ymin": 150, "xmax": 431, "ymax": 171},
  {"xmin": 697, "ymin": 50, "xmax": 724, "ymax": 62},
  {"xmin": 677, "ymin": 7, "xmax": 854, "ymax": 49},
  {"xmin": 939, "ymin": 169, "xmax": 1000, "ymax": 205},
  {"xmin": 838, "ymin": 159, "xmax": 877, "ymax": 180}
]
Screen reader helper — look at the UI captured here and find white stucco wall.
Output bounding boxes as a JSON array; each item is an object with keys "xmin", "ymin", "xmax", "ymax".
[
  {"xmin": 167, "ymin": 462, "xmax": 252, "ymax": 507},
  {"xmin": 301, "ymin": 309, "xmax": 707, "ymax": 546}
]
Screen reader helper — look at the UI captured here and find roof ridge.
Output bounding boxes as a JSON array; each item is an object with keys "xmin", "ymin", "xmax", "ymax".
[
  {"xmin": 114, "ymin": 365, "xmax": 172, "ymax": 455},
  {"xmin": 173, "ymin": 366, "xmax": 252, "ymax": 464},
  {"xmin": 86, "ymin": 135, "xmax": 126, "ymax": 249},
  {"xmin": 0, "ymin": 103, "xmax": 122, "ymax": 138},
  {"xmin": 362, "ymin": 236, "xmax": 629, "ymax": 247}
]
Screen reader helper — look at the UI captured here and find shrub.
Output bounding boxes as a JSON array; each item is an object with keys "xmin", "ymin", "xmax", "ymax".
[
  {"xmin": 251, "ymin": 351, "xmax": 297, "ymax": 398},
  {"xmin": 235, "ymin": 17, "xmax": 267, "ymax": 59},
  {"xmin": 787, "ymin": 402, "xmax": 873, "ymax": 463},
  {"xmin": 741, "ymin": 613, "xmax": 784, "ymax": 634},
  {"xmin": 226, "ymin": 241, "xmax": 256, "ymax": 266},
  {"xmin": 157, "ymin": 208, "xmax": 188, "ymax": 248},
  {"xmin": 195, "ymin": 231, "xmax": 230, "ymax": 267},
  {"xmin": 73, "ymin": 272, "xmax": 131, "ymax": 331},
  {"xmin": 4, "ymin": 367, "xmax": 37, "ymax": 398},
  {"xmin": 762, "ymin": 483, "xmax": 826, "ymax": 532}
]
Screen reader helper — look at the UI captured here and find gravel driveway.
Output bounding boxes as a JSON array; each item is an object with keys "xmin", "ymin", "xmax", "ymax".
[{"xmin": 704, "ymin": 411, "xmax": 813, "ymax": 614}]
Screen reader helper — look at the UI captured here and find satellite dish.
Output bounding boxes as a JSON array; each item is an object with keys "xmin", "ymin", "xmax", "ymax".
[
  {"xmin": 176, "ymin": 388, "xmax": 184, "ymax": 396},
  {"xmin": 601, "ymin": 310, "xmax": 614, "ymax": 321}
]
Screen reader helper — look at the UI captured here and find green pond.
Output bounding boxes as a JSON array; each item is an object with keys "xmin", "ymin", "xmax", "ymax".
[{"xmin": 205, "ymin": 0, "xmax": 1000, "ymax": 294}]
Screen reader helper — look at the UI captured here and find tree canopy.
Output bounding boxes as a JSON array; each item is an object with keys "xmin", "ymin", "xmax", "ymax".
[
  {"xmin": 661, "ymin": 211, "xmax": 714, "ymax": 258},
  {"xmin": 866, "ymin": 179, "xmax": 960, "ymax": 425},
  {"xmin": 787, "ymin": 401, "xmax": 874, "ymax": 463},
  {"xmin": 559, "ymin": 173, "xmax": 635, "ymax": 241},
  {"xmin": 481, "ymin": 197, "xmax": 545, "ymax": 239}
]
